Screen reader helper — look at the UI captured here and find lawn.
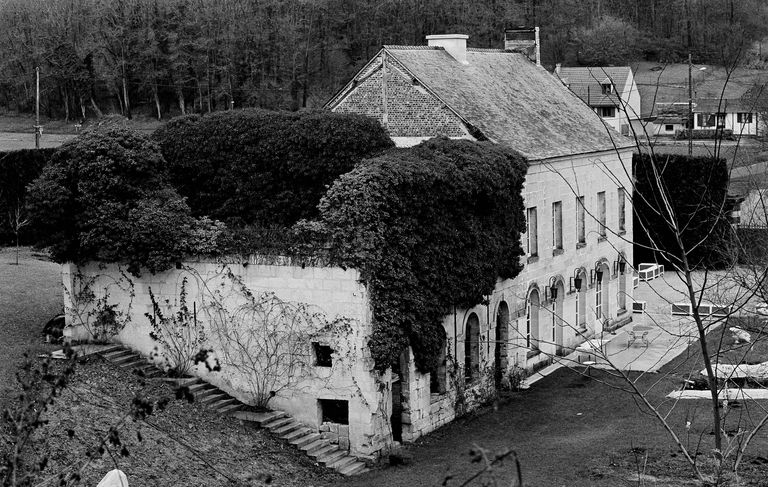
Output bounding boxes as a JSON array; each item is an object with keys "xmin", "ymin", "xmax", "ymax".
[
  {"xmin": 342, "ymin": 323, "xmax": 768, "ymax": 486},
  {"xmin": 0, "ymin": 247, "xmax": 61, "ymax": 412}
]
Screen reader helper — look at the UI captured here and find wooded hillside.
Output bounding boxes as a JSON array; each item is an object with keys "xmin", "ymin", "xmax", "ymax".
[{"xmin": 1, "ymin": 0, "xmax": 766, "ymax": 120}]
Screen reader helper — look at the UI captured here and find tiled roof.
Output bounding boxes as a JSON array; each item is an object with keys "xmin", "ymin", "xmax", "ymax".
[
  {"xmin": 555, "ymin": 67, "xmax": 632, "ymax": 108},
  {"xmin": 382, "ymin": 47, "xmax": 632, "ymax": 160}
]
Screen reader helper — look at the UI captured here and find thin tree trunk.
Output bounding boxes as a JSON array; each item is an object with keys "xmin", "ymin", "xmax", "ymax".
[
  {"xmin": 62, "ymin": 87, "xmax": 70, "ymax": 123},
  {"xmin": 154, "ymin": 85, "xmax": 161, "ymax": 120},
  {"xmin": 89, "ymin": 96, "xmax": 103, "ymax": 117},
  {"xmin": 176, "ymin": 87, "xmax": 186, "ymax": 115}
]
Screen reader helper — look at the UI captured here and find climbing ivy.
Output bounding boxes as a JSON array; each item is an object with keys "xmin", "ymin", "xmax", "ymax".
[{"xmin": 316, "ymin": 138, "xmax": 527, "ymax": 373}]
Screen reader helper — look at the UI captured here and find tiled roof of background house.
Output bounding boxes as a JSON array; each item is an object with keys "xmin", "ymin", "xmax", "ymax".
[
  {"xmin": 382, "ymin": 46, "xmax": 632, "ymax": 160},
  {"xmin": 555, "ymin": 67, "xmax": 632, "ymax": 108}
]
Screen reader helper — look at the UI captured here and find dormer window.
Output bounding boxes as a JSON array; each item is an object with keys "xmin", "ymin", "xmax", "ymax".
[{"xmin": 601, "ymin": 82, "xmax": 613, "ymax": 95}]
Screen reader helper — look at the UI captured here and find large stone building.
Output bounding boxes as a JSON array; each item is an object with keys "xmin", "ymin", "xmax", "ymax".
[
  {"xmin": 326, "ymin": 32, "xmax": 635, "ymax": 441},
  {"xmin": 62, "ymin": 31, "xmax": 635, "ymax": 463}
]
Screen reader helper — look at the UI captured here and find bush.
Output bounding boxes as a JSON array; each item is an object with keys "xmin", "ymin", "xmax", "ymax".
[
  {"xmin": 26, "ymin": 127, "xmax": 223, "ymax": 275},
  {"xmin": 152, "ymin": 109, "xmax": 394, "ymax": 229},
  {"xmin": 633, "ymin": 153, "xmax": 731, "ymax": 269},
  {"xmin": 674, "ymin": 128, "xmax": 735, "ymax": 140},
  {"xmin": 0, "ymin": 148, "xmax": 56, "ymax": 244},
  {"xmin": 317, "ymin": 138, "xmax": 527, "ymax": 372}
]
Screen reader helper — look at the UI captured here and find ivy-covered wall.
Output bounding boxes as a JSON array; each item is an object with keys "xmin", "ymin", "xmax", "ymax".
[{"xmin": 317, "ymin": 138, "xmax": 528, "ymax": 373}]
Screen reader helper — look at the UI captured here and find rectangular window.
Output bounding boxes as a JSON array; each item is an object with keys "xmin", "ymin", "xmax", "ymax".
[
  {"xmin": 601, "ymin": 83, "xmax": 613, "ymax": 95},
  {"xmin": 595, "ymin": 279, "xmax": 603, "ymax": 319},
  {"xmin": 319, "ymin": 399, "xmax": 349, "ymax": 425},
  {"xmin": 576, "ymin": 196, "xmax": 585, "ymax": 245},
  {"xmin": 527, "ymin": 207, "xmax": 538, "ymax": 256},
  {"xmin": 665, "ymin": 124, "xmax": 674, "ymax": 131},
  {"xmin": 552, "ymin": 201, "xmax": 563, "ymax": 250},
  {"xmin": 697, "ymin": 113, "xmax": 715, "ymax": 127},
  {"xmin": 717, "ymin": 113, "xmax": 726, "ymax": 128},
  {"xmin": 618, "ymin": 188, "xmax": 626, "ymax": 233},
  {"xmin": 598, "ymin": 106, "xmax": 616, "ymax": 118},
  {"xmin": 597, "ymin": 191, "xmax": 606, "ymax": 237},
  {"xmin": 313, "ymin": 342, "xmax": 333, "ymax": 367},
  {"xmin": 738, "ymin": 112, "xmax": 753, "ymax": 124}
]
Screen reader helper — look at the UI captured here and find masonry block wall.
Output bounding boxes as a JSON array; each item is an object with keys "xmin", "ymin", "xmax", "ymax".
[
  {"xmin": 62, "ymin": 258, "xmax": 394, "ymax": 459},
  {"xmin": 332, "ymin": 53, "xmax": 470, "ymax": 140},
  {"xmin": 398, "ymin": 147, "xmax": 636, "ymax": 444}
]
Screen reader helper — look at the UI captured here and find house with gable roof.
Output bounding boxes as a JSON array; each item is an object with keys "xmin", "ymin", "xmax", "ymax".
[
  {"xmin": 327, "ymin": 32, "xmax": 635, "ymax": 443},
  {"xmin": 554, "ymin": 65, "xmax": 641, "ymax": 136}
]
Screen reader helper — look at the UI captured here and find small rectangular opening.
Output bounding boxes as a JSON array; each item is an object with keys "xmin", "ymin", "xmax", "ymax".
[
  {"xmin": 313, "ymin": 342, "xmax": 333, "ymax": 367},
  {"xmin": 319, "ymin": 399, "xmax": 348, "ymax": 425}
]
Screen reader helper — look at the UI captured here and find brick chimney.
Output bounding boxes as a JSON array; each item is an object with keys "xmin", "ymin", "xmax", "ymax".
[
  {"xmin": 504, "ymin": 27, "xmax": 541, "ymax": 66},
  {"xmin": 426, "ymin": 34, "xmax": 469, "ymax": 65}
]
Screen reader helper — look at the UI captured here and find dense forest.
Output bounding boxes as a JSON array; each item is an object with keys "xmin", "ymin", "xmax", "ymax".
[{"xmin": 0, "ymin": 0, "xmax": 767, "ymax": 120}]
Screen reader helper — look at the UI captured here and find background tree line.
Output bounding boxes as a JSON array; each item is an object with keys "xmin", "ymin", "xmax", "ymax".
[{"xmin": 0, "ymin": 0, "xmax": 766, "ymax": 120}]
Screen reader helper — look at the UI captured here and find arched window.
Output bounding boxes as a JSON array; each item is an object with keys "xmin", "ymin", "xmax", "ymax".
[
  {"xmin": 576, "ymin": 268, "xmax": 587, "ymax": 330},
  {"xmin": 526, "ymin": 290, "xmax": 540, "ymax": 351},
  {"xmin": 595, "ymin": 262, "xmax": 610, "ymax": 321},
  {"xmin": 618, "ymin": 257, "xmax": 627, "ymax": 312},
  {"xmin": 465, "ymin": 313, "xmax": 480, "ymax": 383}
]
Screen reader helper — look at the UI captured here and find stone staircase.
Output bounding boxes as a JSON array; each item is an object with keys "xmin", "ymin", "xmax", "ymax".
[
  {"xmin": 231, "ymin": 410, "xmax": 369, "ymax": 476},
  {"xmin": 98, "ymin": 345, "xmax": 368, "ymax": 476}
]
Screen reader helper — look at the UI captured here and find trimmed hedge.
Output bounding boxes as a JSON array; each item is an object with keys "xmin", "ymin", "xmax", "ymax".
[
  {"xmin": 0, "ymin": 148, "xmax": 56, "ymax": 244},
  {"xmin": 26, "ymin": 127, "xmax": 223, "ymax": 275},
  {"xmin": 633, "ymin": 153, "xmax": 731, "ymax": 269},
  {"xmin": 674, "ymin": 129, "xmax": 735, "ymax": 140},
  {"xmin": 152, "ymin": 109, "xmax": 394, "ymax": 228},
  {"xmin": 317, "ymin": 138, "xmax": 528, "ymax": 373}
]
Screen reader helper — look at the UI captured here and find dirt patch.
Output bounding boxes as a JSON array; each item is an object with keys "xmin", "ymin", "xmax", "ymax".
[{"xmin": 26, "ymin": 357, "xmax": 339, "ymax": 486}]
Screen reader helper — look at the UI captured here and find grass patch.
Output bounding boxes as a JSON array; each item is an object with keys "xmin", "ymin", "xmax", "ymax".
[{"xmin": 0, "ymin": 247, "xmax": 61, "ymax": 411}]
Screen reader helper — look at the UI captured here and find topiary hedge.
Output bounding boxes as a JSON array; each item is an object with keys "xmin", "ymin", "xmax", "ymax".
[
  {"xmin": 633, "ymin": 152, "xmax": 731, "ymax": 269},
  {"xmin": 0, "ymin": 148, "xmax": 56, "ymax": 244},
  {"xmin": 152, "ymin": 109, "xmax": 394, "ymax": 228},
  {"xmin": 316, "ymin": 138, "xmax": 528, "ymax": 373},
  {"xmin": 26, "ymin": 127, "xmax": 223, "ymax": 275}
]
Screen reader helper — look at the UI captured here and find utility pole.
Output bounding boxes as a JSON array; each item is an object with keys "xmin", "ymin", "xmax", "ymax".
[
  {"xmin": 688, "ymin": 53, "xmax": 693, "ymax": 157},
  {"xmin": 34, "ymin": 66, "xmax": 41, "ymax": 150}
]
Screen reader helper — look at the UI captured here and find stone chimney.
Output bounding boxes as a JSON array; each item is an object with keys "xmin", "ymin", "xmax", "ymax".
[
  {"xmin": 555, "ymin": 63, "xmax": 562, "ymax": 75},
  {"xmin": 426, "ymin": 34, "xmax": 469, "ymax": 65},
  {"xmin": 504, "ymin": 27, "xmax": 541, "ymax": 66}
]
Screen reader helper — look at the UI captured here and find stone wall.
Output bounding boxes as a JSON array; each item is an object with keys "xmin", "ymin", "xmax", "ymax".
[{"xmin": 62, "ymin": 257, "xmax": 394, "ymax": 459}]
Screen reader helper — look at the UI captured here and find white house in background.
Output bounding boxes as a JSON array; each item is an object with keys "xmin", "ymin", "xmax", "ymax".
[
  {"xmin": 63, "ymin": 31, "xmax": 635, "ymax": 463},
  {"xmin": 554, "ymin": 66, "xmax": 641, "ymax": 136}
]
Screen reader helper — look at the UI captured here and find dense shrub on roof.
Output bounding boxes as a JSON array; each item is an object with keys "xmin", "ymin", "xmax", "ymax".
[
  {"xmin": 633, "ymin": 153, "xmax": 732, "ymax": 269},
  {"xmin": 0, "ymin": 148, "xmax": 55, "ymax": 244},
  {"xmin": 316, "ymin": 138, "xmax": 527, "ymax": 373},
  {"xmin": 152, "ymin": 109, "xmax": 394, "ymax": 228},
  {"xmin": 26, "ymin": 127, "xmax": 224, "ymax": 275}
]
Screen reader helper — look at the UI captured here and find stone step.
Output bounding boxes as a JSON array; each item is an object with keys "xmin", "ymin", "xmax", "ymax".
[
  {"xmin": 331, "ymin": 456, "xmax": 357, "ymax": 471},
  {"xmin": 232, "ymin": 410, "xmax": 285, "ymax": 424},
  {"xmin": 219, "ymin": 403, "xmax": 244, "ymax": 415},
  {"xmin": 300, "ymin": 438, "xmax": 329, "ymax": 453},
  {"xmin": 192, "ymin": 387, "xmax": 221, "ymax": 400},
  {"xmin": 98, "ymin": 345, "xmax": 124, "ymax": 355},
  {"xmin": 290, "ymin": 432, "xmax": 321, "ymax": 448},
  {"xmin": 340, "ymin": 462, "xmax": 367, "ymax": 476},
  {"xmin": 264, "ymin": 417, "xmax": 294, "ymax": 431},
  {"xmin": 281, "ymin": 427, "xmax": 312, "ymax": 442},
  {"xmin": 102, "ymin": 348, "xmax": 132, "ymax": 359},
  {"xmin": 109, "ymin": 353, "xmax": 141, "ymax": 365},
  {"xmin": 209, "ymin": 398, "xmax": 238, "ymax": 410},
  {"xmin": 273, "ymin": 422, "xmax": 302, "ymax": 436},
  {"xmin": 117, "ymin": 358, "xmax": 145, "ymax": 369},
  {"xmin": 187, "ymin": 382, "xmax": 209, "ymax": 393},
  {"xmin": 199, "ymin": 392, "xmax": 229, "ymax": 405},
  {"xmin": 308, "ymin": 444, "xmax": 338, "ymax": 459},
  {"xmin": 318, "ymin": 449, "xmax": 346, "ymax": 467},
  {"xmin": 161, "ymin": 377, "xmax": 199, "ymax": 387}
]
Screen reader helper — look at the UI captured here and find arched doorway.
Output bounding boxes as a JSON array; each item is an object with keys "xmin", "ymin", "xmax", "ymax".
[
  {"xmin": 465, "ymin": 313, "xmax": 480, "ymax": 383},
  {"xmin": 576, "ymin": 268, "xmax": 587, "ymax": 331},
  {"xmin": 595, "ymin": 262, "xmax": 610, "ymax": 327},
  {"xmin": 494, "ymin": 301, "xmax": 509, "ymax": 388},
  {"xmin": 551, "ymin": 280, "xmax": 565, "ymax": 355},
  {"xmin": 526, "ymin": 289, "xmax": 540, "ymax": 352},
  {"xmin": 618, "ymin": 254, "xmax": 627, "ymax": 312}
]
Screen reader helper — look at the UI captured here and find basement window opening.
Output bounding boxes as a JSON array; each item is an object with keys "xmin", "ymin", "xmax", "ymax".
[
  {"xmin": 319, "ymin": 399, "xmax": 349, "ymax": 425},
  {"xmin": 313, "ymin": 342, "xmax": 334, "ymax": 367}
]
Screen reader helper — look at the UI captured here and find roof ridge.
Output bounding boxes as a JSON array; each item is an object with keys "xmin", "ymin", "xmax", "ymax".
[
  {"xmin": 384, "ymin": 45, "xmax": 441, "ymax": 50},
  {"xmin": 467, "ymin": 48, "xmax": 507, "ymax": 53}
]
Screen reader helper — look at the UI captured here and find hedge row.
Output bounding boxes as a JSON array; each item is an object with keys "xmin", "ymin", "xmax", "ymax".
[
  {"xmin": 152, "ymin": 109, "xmax": 394, "ymax": 228},
  {"xmin": 0, "ymin": 148, "xmax": 56, "ymax": 244},
  {"xmin": 633, "ymin": 152, "xmax": 731, "ymax": 269}
]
